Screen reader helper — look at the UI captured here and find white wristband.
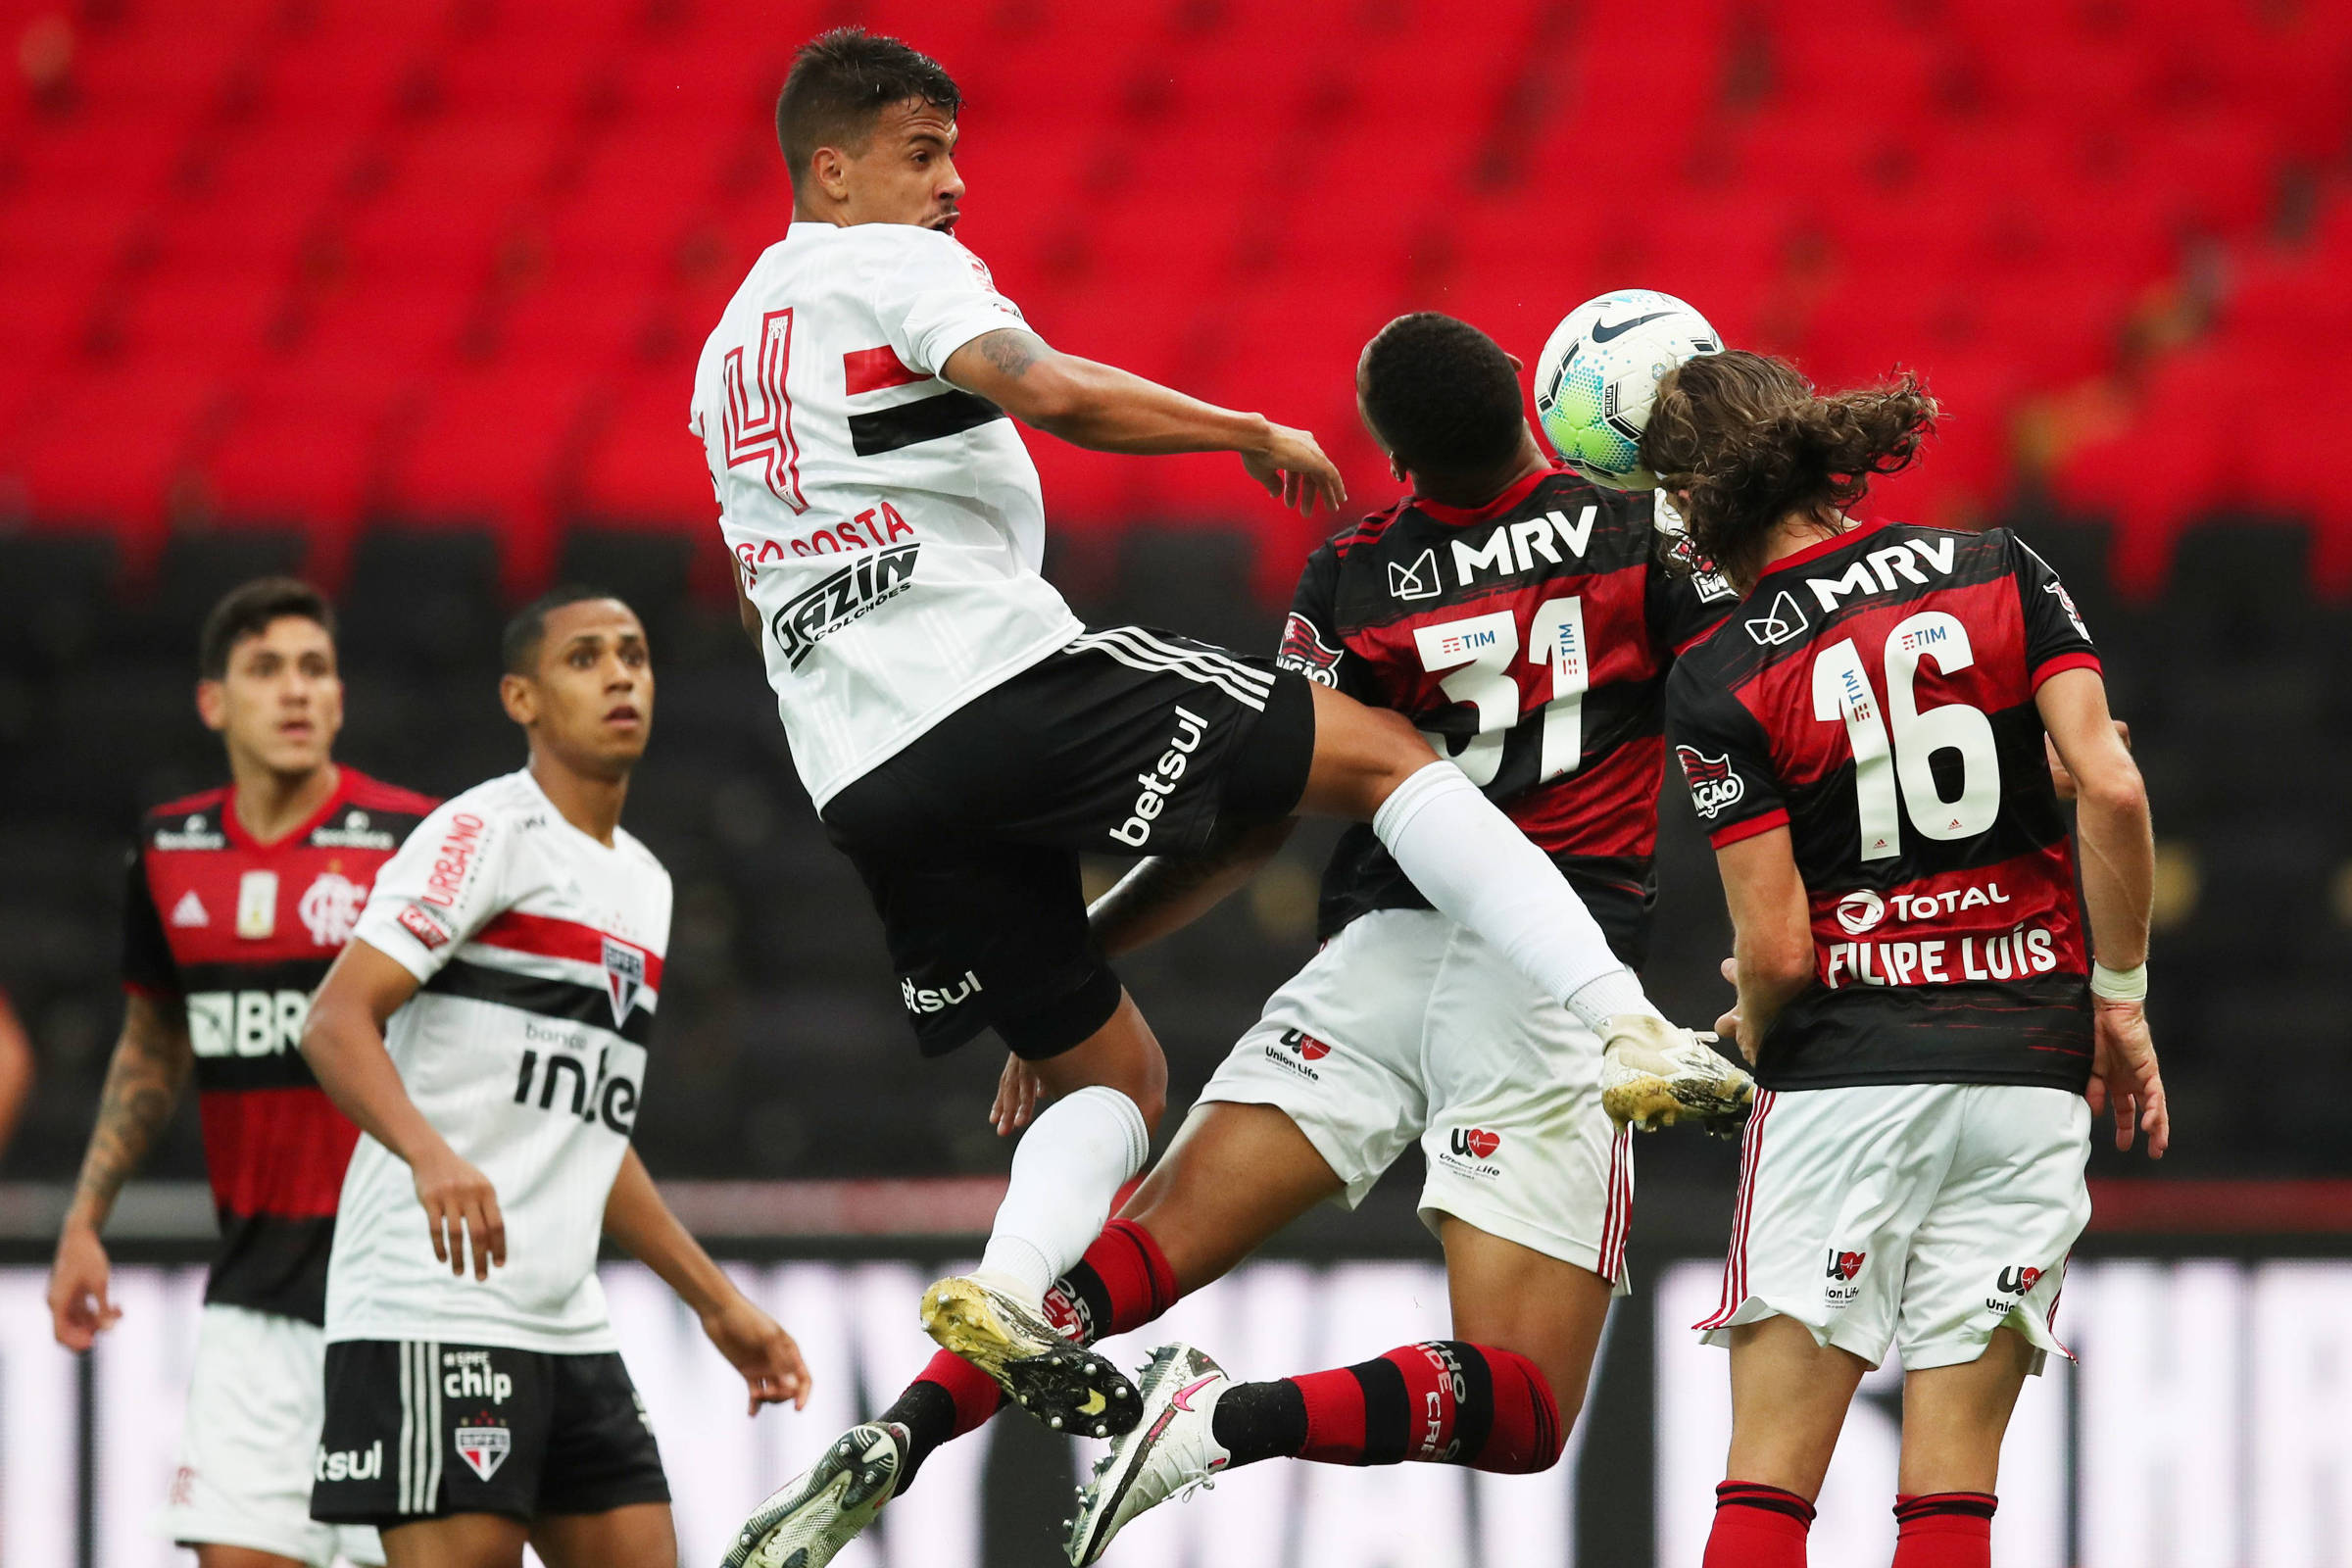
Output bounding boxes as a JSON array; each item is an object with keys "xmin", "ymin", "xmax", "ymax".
[{"xmin": 2090, "ymin": 962, "xmax": 2148, "ymax": 1003}]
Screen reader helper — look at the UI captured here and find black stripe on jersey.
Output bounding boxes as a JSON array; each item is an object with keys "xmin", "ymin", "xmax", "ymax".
[
  {"xmin": 423, "ymin": 958, "xmax": 654, "ymax": 1047},
  {"xmin": 206, "ymin": 1211, "xmax": 336, "ymax": 1325},
  {"xmin": 173, "ymin": 958, "xmax": 336, "ymax": 994},
  {"xmin": 848, "ymin": 390, "xmax": 1006, "ymax": 456},
  {"xmin": 193, "ymin": 1053, "xmax": 323, "ymax": 1093}
]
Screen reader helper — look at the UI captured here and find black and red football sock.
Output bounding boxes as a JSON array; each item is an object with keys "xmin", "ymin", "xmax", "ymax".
[
  {"xmin": 883, "ymin": 1218, "xmax": 1182, "ymax": 1491},
  {"xmin": 1891, "ymin": 1492, "xmax": 1996, "ymax": 1568},
  {"xmin": 1704, "ymin": 1481, "xmax": 1815, "ymax": 1568},
  {"xmin": 1209, "ymin": 1342, "xmax": 1564, "ymax": 1474}
]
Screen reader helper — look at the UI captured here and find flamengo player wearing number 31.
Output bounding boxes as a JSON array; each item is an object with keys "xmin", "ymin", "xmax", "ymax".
[
  {"xmin": 696, "ymin": 38, "xmax": 1743, "ymax": 1552},
  {"xmin": 1649, "ymin": 352, "xmax": 2168, "ymax": 1568},
  {"xmin": 299, "ymin": 590, "xmax": 810, "ymax": 1568}
]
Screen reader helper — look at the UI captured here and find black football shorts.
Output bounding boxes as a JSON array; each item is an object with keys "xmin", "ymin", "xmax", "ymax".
[
  {"xmin": 311, "ymin": 1340, "xmax": 669, "ymax": 1529},
  {"xmin": 822, "ymin": 625, "xmax": 1317, "ymax": 1061}
]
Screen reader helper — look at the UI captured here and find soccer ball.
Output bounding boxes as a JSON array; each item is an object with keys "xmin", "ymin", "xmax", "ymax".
[{"xmin": 1533, "ymin": 289, "xmax": 1723, "ymax": 490}]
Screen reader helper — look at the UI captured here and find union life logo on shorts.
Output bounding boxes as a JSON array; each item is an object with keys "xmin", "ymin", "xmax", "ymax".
[
  {"xmin": 768, "ymin": 541, "xmax": 919, "ymax": 667},
  {"xmin": 1824, "ymin": 1249, "xmax": 1868, "ymax": 1307},
  {"xmin": 1263, "ymin": 1027, "xmax": 1329, "ymax": 1081},
  {"xmin": 1437, "ymin": 1127, "xmax": 1505, "ymax": 1183}
]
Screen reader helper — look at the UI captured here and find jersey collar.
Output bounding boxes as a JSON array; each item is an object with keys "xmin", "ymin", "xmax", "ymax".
[
  {"xmin": 221, "ymin": 764, "xmax": 350, "ymax": 853},
  {"xmin": 1753, "ymin": 516, "xmax": 1890, "ymax": 580},
  {"xmin": 1409, "ymin": 466, "xmax": 1554, "ymax": 527}
]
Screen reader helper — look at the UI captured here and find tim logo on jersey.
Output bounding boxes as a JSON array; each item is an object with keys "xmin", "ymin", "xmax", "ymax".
[
  {"xmin": 769, "ymin": 542, "xmax": 919, "ymax": 666},
  {"xmin": 1676, "ymin": 746, "xmax": 1746, "ymax": 818}
]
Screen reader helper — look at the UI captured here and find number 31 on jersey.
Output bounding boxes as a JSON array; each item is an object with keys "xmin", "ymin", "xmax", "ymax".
[{"xmin": 1411, "ymin": 593, "xmax": 1589, "ymax": 787}]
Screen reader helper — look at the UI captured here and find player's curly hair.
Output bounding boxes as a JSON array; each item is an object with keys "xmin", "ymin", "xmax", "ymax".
[
  {"xmin": 1642, "ymin": 351, "xmax": 1937, "ymax": 589},
  {"xmin": 1359, "ymin": 313, "xmax": 1527, "ymax": 491},
  {"xmin": 776, "ymin": 28, "xmax": 961, "ymax": 183}
]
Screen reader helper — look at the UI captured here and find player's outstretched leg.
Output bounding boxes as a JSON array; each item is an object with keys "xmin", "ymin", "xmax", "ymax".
[
  {"xmin": 1299, "ymin": 687, "xmax": 1752, "ymax": 1110},
  {"xmin": 1067, "ymin": 1338, "xmax": 1563, "ymax": 1566},
  {"xmin": 921, "ymin": 999, "xmax": 1167, "ymax": 1436},
  {"xmin": 724, "ymin": 1219, "xmax": 1182, "ymax": 1568}
]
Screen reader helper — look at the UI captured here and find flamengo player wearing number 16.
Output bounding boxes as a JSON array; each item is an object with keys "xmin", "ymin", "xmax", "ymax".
[
  {"xmin": 695, "ymin": 27, "xmax": 1743, "ymax": 1524},
  {"xmin": 1648, "ymin": 353, "xmax": 2167, "ymax": 1568}
]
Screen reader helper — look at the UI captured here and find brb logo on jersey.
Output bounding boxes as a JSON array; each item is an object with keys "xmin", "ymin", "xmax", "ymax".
[
  {"xmin": 769, "ymin": 542, "xmax": 920, "ymax": 667},
  {"xmin": 1676, "ymin": 746, "xmax": 1746, "ymax": 818}
]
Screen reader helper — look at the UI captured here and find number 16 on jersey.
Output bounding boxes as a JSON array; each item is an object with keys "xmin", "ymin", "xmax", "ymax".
[{"xmin": 1412, "ymin": 593, "xmax": 1590, "ymax": 788}]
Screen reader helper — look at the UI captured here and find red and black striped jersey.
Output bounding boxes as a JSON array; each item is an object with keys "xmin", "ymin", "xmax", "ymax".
[
  {"xmin": 1665, "ymin": 519, "xmax": 2100, "ymax": 1092},
  {"xmin": 122, "ymin": 767, "xmax": 437, "ymax": 1323},
  {"xmin": 1278, "ymin": 466, "xmax": 1737, "ymax": 960}
]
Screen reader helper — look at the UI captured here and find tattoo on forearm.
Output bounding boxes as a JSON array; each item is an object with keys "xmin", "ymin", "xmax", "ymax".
[
  {"xmin": 978, "ymin": 329, "xmax": 1038, "ymax": 379},
  {"xmin": 73, "ymin": 1014, "xmax": 189, "ymax": 1212}
]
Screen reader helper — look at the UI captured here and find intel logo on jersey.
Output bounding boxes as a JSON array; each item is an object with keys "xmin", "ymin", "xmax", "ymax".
[{"xmin": 769, "ymin": 542, "xmax": 919, "ymax": 667}]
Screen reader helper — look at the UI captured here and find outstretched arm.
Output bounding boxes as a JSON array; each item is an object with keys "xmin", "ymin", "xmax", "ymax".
[
  {"xmin": 604, "ymin": 1147, "xmax": 810, "ymax": 1413},
  {"xmin": 301, "ymin": 940, "xmax": 509, "ymax": 1278},
  {"xmin": 942, "ymin": 329, "xmax": 1346, "ymax": 515},
  {"xmin": 49, "ymin": 992, "xmax": 190, "ymax": 1348}
]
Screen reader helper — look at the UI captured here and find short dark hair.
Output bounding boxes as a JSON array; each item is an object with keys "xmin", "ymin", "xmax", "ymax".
[
  {"xmin": 501, "ymin": 586, "xmax": 631, "ymax": 676},
  {"xmin": 1359, "ymin": 314, "xmax": 1528, "ymax": 483},
  {"xmin": 775, "ymin": 28, "xmax": 961, "ymax": 184},
  {"xmin": 198, "ymin": 576, "xmax": 335, "ymax": 679}
]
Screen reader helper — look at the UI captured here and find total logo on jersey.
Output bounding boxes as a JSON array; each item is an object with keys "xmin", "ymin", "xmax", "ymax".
[
  {"xmin": 1835, "ymin": 881, "xmax": 2014, "ymax": 935},
  {"xmin": 769, "ymin": 541, "xmax": 920, "ymax": 667}
]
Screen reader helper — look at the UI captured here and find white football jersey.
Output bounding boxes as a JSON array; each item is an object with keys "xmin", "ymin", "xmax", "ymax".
[
  {"xmin": 692, "ymin": 220, "xmax": 1084, "ymax": 808},
  {"xmin": 324, "ymin": 770, "xmax": 672, "ymax": 1354}
]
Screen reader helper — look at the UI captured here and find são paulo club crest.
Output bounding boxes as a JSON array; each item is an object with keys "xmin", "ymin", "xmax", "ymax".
[
  {"xmin": 453, "ymin": 1423, "xmax": 511, "ymax": 1482},
  {"xmin": 602, "ymin": 936, "xmax": 648, "ymax": 1027}
]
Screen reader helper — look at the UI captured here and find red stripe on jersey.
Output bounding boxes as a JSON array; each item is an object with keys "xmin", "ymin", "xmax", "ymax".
[
  {"xmin": 2030, "ymin": 650, "xmax": 2102, "ymax": 690},
  {"xmin": 199, "ymin": 1086, "xmax": 360, "ymax": 1218},
  {"xmin": 153, "ymin": 785, "xmax": 230, "ymax": 817},
  {"xmin": 843, "ymin": 345, "xmax": 927, "ymax": 395},
  {"xmin": 472, "ymin": 909, "xmax": 665, "ymax": 988},
  {"xmin": 1504, "ymin": 734, "xmax": 1671, "ymax": 860},
  {"xmin": 1708, "ymin": 808, "xmax": 1789, "ymax": 850}
]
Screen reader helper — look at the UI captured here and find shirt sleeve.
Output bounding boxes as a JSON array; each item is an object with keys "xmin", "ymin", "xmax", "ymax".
[
  {"xmin": 1275, "ymin": 542, "xmax": 1368, "ymax": 699},
  {"xmin": 120, "ymin": 848, "xmax": 177, "ymax": 997},
  {"xmin": 1666, "ymin": 660, "xmax": 1789, "ymax": 850},
  {"xmin": 2008, "ymin": 532, "xmax": 2101, "ymax": 689},
  {"xmin": 1644, "ymin": 494, "xmax": 1740, "ymax": 659},
  {"xmin": 350, "ymin": 799, "xmax": 512, "ymax": 984},
  {"xmin": 874, "ymin": 232, "xmax": 1031, "ymax": 379}
]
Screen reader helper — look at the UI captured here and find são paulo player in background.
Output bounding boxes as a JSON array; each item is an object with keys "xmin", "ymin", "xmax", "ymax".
[
  {"xmin": 47, "ymin": 577, "xmax": 435, "ymax": 1568},
  {"xmin": 701, "ymin": 32, "xmax": 1731, "ymax": 1498},
  {"xmin": 724, "ymin": 314, "xmax": 1752, "ymax": 1568},
  {"xmin": 1645, "ymin": 353, "xmax": 2166, "ymax": 1568},
  {"xmin": 300, "ymin": 590, "xmax": 808, "ymax": 1568}
]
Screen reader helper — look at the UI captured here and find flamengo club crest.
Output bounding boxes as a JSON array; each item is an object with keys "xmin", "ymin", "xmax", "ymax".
[
  {"xmin": 298, "ymin": 872, "xmax": 367, "ymax": 946},
  {"xmin": 453, "ymin": 1423, "xmax": 511, "ymax": 1482},
  {"xmin": 602, "ymin": 936, "xmax": 648, "ymax": 1026}
]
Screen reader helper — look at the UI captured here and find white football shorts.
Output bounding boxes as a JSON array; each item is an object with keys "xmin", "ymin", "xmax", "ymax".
[
  {"xmin": 1197, "ymin": 907, "xmax": 1635, "ymax": 1290},
  {"xmin": 1696, "ymin": 1082, "xmax": 2091, "ymax": 1372},
  {"xmin": 162, "ymin": 1302, "xmax": 384, "ymax": 1566}
]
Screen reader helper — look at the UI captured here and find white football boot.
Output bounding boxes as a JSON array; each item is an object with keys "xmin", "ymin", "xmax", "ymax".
[
  {"xmin": 919, "ymin": 1274, "xmax": 1141, "ymax": 1437},
  {"xmin": 720, "ymin": 1422, "xmax": 906, "ymax": 1568},
  {"xmin": 1065, "ymin": 1344, "xmax": 1233, "ymax": 1567},
  {"xmin": 1599, "ymin": 1014, "xmax": 1754, "ymax": 1132}
]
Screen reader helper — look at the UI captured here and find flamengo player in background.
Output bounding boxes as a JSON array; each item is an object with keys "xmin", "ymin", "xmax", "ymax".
[
  {"xmin": 700, "ymin": 30, "xmax": 1731, "ymax": 1474},
  {"xmin": 728, "ymin": 314, "xmax": 1749, "ymax": 1568},
  {"xmin": 46, "ymin": 577, "xmax": 433, "ymax": 1568},
  {"xmin": 300, "ymin": 591, "xmax": 808, "ymax": 1568},
  {"xmin": 1645, "ymin": 353, "xmax": 2167, "ymax": 1568}
]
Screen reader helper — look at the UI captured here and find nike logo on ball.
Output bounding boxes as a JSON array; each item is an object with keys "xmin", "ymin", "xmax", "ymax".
[{"xmin": 1590, "ymin": 310, "xmax": 1672, "ymax": 342}]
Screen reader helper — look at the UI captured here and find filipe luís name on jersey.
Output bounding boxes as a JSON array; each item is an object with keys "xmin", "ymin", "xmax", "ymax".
[
  {"xmin": 1665, "ymin": 519, "xmax": 2104, "ymax": 1092},
  {"xmin": 1277, "ymin": 466, "xmax": 1735, "ymax": 960},
  {"xmin": 122, "ymin": 769, "xmax": 438, "ymax": 1324}
]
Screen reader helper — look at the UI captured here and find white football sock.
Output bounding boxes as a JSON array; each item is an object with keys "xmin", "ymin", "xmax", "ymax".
[
  {"xmin": 1372, "ymin": 760, "xmax": 1667, "ymax": 1035},
  {"xmin": 973, "ymin": 1084, "xmax": 1151, "ymax": 1306}
]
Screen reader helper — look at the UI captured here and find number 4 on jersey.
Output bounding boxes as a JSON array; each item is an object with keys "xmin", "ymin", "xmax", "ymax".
[
  {"xmin": 1411, "ymin": 593, "xmax": 1589, "ymax": 787},
  {"xmin": 722, "ymin": 307, "xmax": 809, "ymax": 514}
]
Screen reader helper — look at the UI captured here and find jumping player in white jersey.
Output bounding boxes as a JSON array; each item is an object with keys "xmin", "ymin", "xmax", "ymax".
[
  {"xmin": 300, "ymin": 591, "xmax": 809, "ymax": 1568},
  {"xmin": 696, "ymin": 32, "xmax": 1745, "ymax": 1506}
]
